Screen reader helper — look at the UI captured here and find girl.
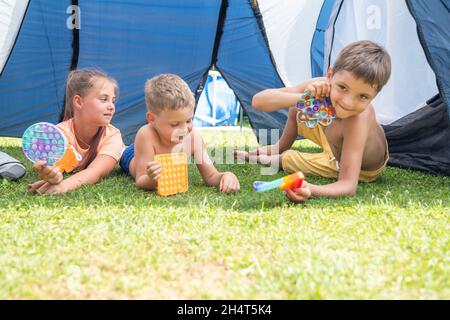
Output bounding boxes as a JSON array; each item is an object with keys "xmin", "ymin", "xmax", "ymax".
[{"xmin": 28, "ymin": 69, "xmax": 125, "ymax": 194}]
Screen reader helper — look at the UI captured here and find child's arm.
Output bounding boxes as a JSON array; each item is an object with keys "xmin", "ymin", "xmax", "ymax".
[
  {"xmin": 28, "ymin": 154, "xmax": 118, "ymax": 194},
  {"xmin": 134, "ymin": 127, "xmax": 160, "ymax": 191},
  {"xmin": 251, "ymin": 106, "xmax": 299, "ymax": 156},
  {"xmin": 192, "ymin": 130, "xmax": 240, "ymax": 193},
  {"xmin": 235, "ymin": 106, "xmax": 299, "ymax": 162},
  {"xmin": 252, "ymin": 77, "xmax": 330, "ymax": 112},
  {"xmin": 285, "ymin": 115, "xmax": 369, "ymax": 202}
]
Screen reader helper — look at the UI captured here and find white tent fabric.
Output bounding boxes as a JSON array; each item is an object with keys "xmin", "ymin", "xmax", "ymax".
[
  {"xmin": 0, "ymin": 0, "xmax": 29, "ymax": 74},
  {"xmin": 324, "ymin": 0, "xmax": 439, "ymax": 125},
  {"xmin": 260, "ymin": 0, "xmax": 439, "ymax": 125},
  {"xmin": 258, "ymin": 0, "xmax": 324, "ymax": 86}
]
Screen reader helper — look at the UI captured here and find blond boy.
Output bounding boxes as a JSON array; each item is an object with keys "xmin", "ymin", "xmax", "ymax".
[{"xmin": 121, "ymin": 74, "xmax": 240, "ymax": 192}]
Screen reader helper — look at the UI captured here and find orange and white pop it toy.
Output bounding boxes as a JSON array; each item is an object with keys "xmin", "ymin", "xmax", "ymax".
[{"xmin": 154, "ymin": 152, "xmax": 188, "ymax": 196}]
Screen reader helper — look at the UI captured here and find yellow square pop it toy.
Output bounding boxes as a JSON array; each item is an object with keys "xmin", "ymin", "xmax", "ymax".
[{"xmin": 154, "ymin": 153, "xmax": 188, "ymax": 196}]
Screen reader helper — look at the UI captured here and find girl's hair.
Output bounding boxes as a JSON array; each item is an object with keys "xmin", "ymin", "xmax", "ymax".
[{"xmin": 62, "ymin": 68, "xmax": 118, "ymax": 170}]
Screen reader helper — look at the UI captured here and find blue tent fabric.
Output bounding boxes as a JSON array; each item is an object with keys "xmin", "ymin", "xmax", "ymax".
[
  {"xmin": 76, "ymin": 0, "xmax": 222, "ymax": 144},
  {"xmin": 406, "ymin": 0, "xmax": 450, "ymax": 116},
  {"xmin": 216, "ymin": 0, "xmax": 288, "ymax": 145},
  {"xmin": 310, "ymin": 0, "xmax": 336, "ymax": 77},
  {"xmin": 383, "ymin": 95, "xmax": 450, "ymax": 176},
  {"xmin": 0, "ymin": 0, "xmax": 449, "ymax": 175},
  {"xmin": 0, "ymin": 1, "xmax": 71, "ymax": 137}
]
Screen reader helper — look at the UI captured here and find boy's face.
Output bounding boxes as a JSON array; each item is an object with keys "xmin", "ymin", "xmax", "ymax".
[
  {"xmin": 148, "ymin": 106, "xmax": 194, "ymax": 145},
  {"xmin": 329, "ymin": 70, "xmax": 378, "ymax": 119}
]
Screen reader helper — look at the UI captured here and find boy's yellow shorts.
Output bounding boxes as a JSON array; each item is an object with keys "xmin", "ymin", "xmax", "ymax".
[{"xmin": 281, "ymin": 123, "xmax": 389, "ymax": 182}]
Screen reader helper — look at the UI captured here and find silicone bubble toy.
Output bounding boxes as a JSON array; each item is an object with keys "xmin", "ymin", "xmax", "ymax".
[
  {"xmin": 253, "ymin": 172, "xmax": 304, "ymax": 193},
  {"xmin": 22, "ymin": 122, "xmax": 67, "ymax": 165},
  {"xmin": 154, "ymin": 152, "xmax": 189, "ymax": 196},
  {"xmin": 22, "ymin": 122, "xmax": 81, "ymax": 172},
  {"xmin": 296, "ymin": 90, "xmax": 336, "ymax": 128}
]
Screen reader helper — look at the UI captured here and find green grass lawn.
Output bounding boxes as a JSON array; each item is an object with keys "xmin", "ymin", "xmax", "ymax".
[{"xmin": 0, "ymin": 129, "xmax": 449, "ymax": 299}]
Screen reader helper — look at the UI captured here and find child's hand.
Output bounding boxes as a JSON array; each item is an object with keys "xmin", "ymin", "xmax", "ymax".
[
  {"xmin": 32, "ymin": 160, "xmax": 63, "ymax": 185},
  {"xmin": 219, "ymin": 172, "xmax": 240, "ymax": 193},
  {"xmin": 27, "ymin": 180, "xmax": 68, "ymax": 195},
  {"xmin": 146, "ymin": 160, "xmax": 162, "ymax": 181},
  {"xmin": 285, "ymin": 181, "xmax": 311, "ymax": 202},
  {"xmin": 305, "ymin": 77, "xmax": 331, "ymax": 98}
]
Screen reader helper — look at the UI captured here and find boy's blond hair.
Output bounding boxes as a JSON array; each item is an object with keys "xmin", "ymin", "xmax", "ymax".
[
  {"xmin": 333, "ymin": 40, "xmax": 391, "ymax": 92},
  {"xmin": 144, "ymin": 74, "xmax": 195, "ymax": 114}
]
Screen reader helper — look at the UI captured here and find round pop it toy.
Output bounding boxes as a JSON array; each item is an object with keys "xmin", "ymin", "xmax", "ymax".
[
  {"xmin": 296, "ymin": 90, "xmax": 336, "ymax": 128},
  {"xmin": 22, "ymin": 122, "xmax": 67, "ymax": 165}
]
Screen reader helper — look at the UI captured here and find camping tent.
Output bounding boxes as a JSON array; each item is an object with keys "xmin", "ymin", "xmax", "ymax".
[{"xmin": 1, "ymin": 0, "xmax": 449, "ymax": 175}]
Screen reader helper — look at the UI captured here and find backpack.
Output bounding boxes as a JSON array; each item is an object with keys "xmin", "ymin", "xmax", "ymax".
[{"xmin": 0, "ymin": 151, "xmax": 26, "ymax": 181}]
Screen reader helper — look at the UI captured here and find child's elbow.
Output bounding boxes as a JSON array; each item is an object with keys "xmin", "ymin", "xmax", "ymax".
[
  {"xmin": 252, "ymin": 94, "xmax": 263, "ymax": 111},
  {"xmin": 345, "ymin": 184, "xmax": 358, "ymax": 196},
  {"xmin": 135, "ymin": 179, "xmax": 154, "ymax": 191},
  {"xmin": 338, "ymin": 180, "xmax": 357, "ymax": 196}
]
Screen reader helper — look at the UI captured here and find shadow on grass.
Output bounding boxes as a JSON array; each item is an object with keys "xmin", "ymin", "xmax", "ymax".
[{"xmin": 1, "ymin": 145, "xmax": 449, "ymax": 212}]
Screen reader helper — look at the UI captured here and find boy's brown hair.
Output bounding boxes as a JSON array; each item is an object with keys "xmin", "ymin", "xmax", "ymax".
[
  {"xmin": 332, "ymin": 40, "xmax": 391, "ymax": 92},
  {"xmin": 144, "ymin": 74, "xmax": 195, "ymax": 114}
]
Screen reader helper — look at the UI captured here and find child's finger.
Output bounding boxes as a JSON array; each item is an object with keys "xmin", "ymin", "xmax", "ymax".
[
  {"xmin": 153, "ymin": 173, "xmax": 161, "ymax": 181},
  {"xmin": 308, "ymin": 86, "xmax": 316, "ymax": 98},
  {"xmin": 219, "ymin": 176, "xmax": 224, "ymax": 192},
  {"xmin": 152, "ymin": 166, "xmax": 162, "ymax": 176},
  {"xmin": 151, "ymin": 164, "xmax": 162, "ymax": 171},
  {"xmin": 37, "ymin": 167, "xmax": 51, "ymax": 178},
  {"xmin": 49, "ymin": 167, "xmax": 63, "ymax": 184},
  {"xmin": 226, "ymin": 180, "xmax": 234, "ymax": 193},
  {"xmin": 37, "ymin": 181, "xmax": 51, "ymax": 194},
  {"xmin": 27, "ymin": 180, "xmax": 46, "ymax": 191},
  {"xmin": 230, "ymin": 178, "xmax": 238, "ymax": 192},
  {"xmin": 325, "ymin": 83, "xmax": 331, "ymax": 96},
  {"xmin": 32, "ymin": 160, "xmax": 47, "ymax": 171},
  {"xmin": 146, "ymin": 161, "xmax": 160, "ymax": 170},
  {"xmin": 285, "ymin": 188, "xmax": 304, "ymax": 202},
  {"xmin": 45, "ymin": 166, "xmax": 58, "ymax": 178},
  {"xmin": 41, "ymin": 164, "xmax": 57, "ymax": 177},
  {"xmin": 315, "ymin": 84, "xmax": 323, "ymax": 98},
  {"xmin": 293, "ymin": 187, "xmax": 310, "ymax": 198},
  {"xmin": 147, "ymin": 164, "xmax": 161, "ymax": 175}
]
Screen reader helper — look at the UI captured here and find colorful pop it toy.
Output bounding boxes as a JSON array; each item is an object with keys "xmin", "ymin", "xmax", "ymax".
[
  {"xmin": 154, "ymin": 152, "xmax": 188, "ymax": 196},
  {"xmin": 21, "ymin": 122, "xmax": 81, "ymax": 172},
  {"xmin": 296, "ymin": 90, "xmax": 336, "ymax": 128},
  {"xmin": 254, "ymin": 172, "xmax": 304, "ymax": 193}
]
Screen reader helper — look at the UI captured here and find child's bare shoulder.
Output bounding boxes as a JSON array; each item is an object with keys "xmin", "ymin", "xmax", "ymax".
[
  {"xmin": 135, "ymin": 124, "xmax": 158, "ymax": 148},
  {"xmin": 344, "ymin": 104, "xmax": 377, "ymax": 128},
  {"xmin": 136, "ymin": 124, "xmax": 156, "ymax": 139}
]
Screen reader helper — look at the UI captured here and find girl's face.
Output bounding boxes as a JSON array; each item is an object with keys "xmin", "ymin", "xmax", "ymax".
[
  {"xmin": 75, "ymin": 79, "xmax": 117, "ymax": 126},
  {"xmin": 149, "ymin": 106, "xmax": 194, "ymax": 145},
  {"xmin": 329, "ymin": 70, "xmax": 377, "ymax": 119}
]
